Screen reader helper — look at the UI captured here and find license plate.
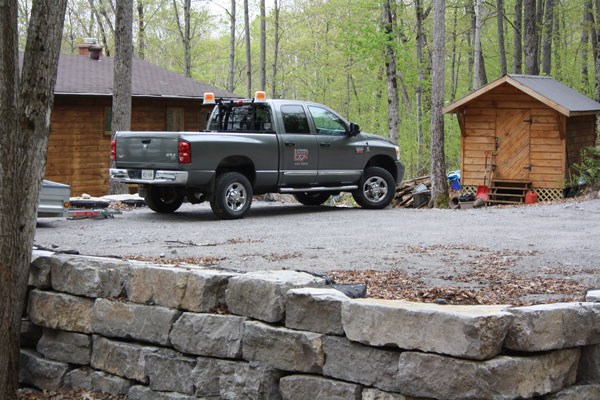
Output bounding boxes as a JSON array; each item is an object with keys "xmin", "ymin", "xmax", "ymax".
[{"xmin": 141, "ymin": 169, "xmax": 154, "ymax": 180}]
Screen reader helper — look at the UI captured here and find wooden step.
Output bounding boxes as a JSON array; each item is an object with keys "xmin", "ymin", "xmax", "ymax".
[
  {"xmin": 489, "ymin": 193, "xmax": 525, "ymax": 198},
  {"xmin": 490, "ymin": 185, "xmax": 529, "ymax": 190},
  {"xmin": 492, "ymin": 179, "xmax": 531, "ymax": 184},
  {"xmin": 486, "ymin": 199, "xmax": 524, "ymax": 205}
]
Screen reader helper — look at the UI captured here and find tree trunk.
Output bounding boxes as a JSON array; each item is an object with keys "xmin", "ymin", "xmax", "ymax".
[
  {"xmin": 0, "ymin": 1, "xmax": 67, "ymax": 398},
  {"xmin": 271, "ymin": 0, "xmax": 280, "ymax": 98},
  {"xmin": 542, "ymin": 0, "xmax": 554, "ymax": 74},
  {"xmin": 415, "ymin": 0, "xmax": 425, "ymax": 172},
  {"xmin": 244, "ymin": 0, "xmax": 251, "ymax": 97},
  {"xmin": 478, "ymin": 50, "xmax": 488, "ymax": 85},
  {"xmin": 581, "ymin": 0, "xmax": 593, "ymax": 85},
  {"xmin": 137, "ymin": 0, "xmax": 145, "ymax": 59},
  {"xmin": 89, "ymin": 0, "xmax": 112, "ymax": 56},
  {"xmin": 497, "ymin": 0, "xmax": 507, "ymax": 75},
  {"xmin": 109, "ymin": 0, "xmax": 133, "ymax": 195},
  {"xmin": 172, "ymin": 0, "xmax": 192, "ymax": 77},
  {"xmin": 472, "ymin": 0, "xmax": 482, "ymax": 89},
  {"xmin": 524, "ymin": 0, "xmax": 539, "ymax": 75},
  {"xmin": 595, "ymin": 0, "xmax": 600, "ymax": 101},
  {"xmin": 382, "ymin": 0, "xmax": 399, "ymax": 144},
  {"xmin": 259, "ymin": 0, "xmax": 266, "ymax": 91},
  {"xmin": 513, "ymin": 0, "xmax": 523, "ymax": 73},
  {"xmin": 227, "ymin": 0, "xmax": 236, "ymax": 92},
  {"xmin": 431, "ymin": 0, "xmax": 448, "ymax": 207},
  {"xmin": 450, "ymin": 4, "xmax": 458, "ymax": 101},
  {"xmin": 466, "ymin": 0, "xmax": 475, "ymax": 90}
]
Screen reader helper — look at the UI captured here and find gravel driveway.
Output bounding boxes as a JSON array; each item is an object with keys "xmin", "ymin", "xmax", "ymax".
[{"xmin": 35, "ymin": 198, "xmax": 600, "ymax": 297}]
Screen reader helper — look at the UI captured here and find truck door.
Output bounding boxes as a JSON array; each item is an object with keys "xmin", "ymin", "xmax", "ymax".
[
  {"xmin": 278, "ymin": 105, "xmax": 319, "ymax": 186},
  {"xmin": 308, "ymin": 105, "xmax": 363, "ymax": 185}
]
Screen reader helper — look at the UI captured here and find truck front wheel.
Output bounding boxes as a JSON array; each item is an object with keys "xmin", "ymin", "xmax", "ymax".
[
  {"xmin": 210, "ymin": 172, "xmax": 253, "ymax": 219},
  {"xmin": 293, "ymin": 192, "xmax": 330, "ymax": 206},
  {"xmin": 145, "ymin": 186, "xmax": 184, "ymax": 213},
  {"xmin": 352, "ymin": 167, "xmax": 395, "ymax": 209}
]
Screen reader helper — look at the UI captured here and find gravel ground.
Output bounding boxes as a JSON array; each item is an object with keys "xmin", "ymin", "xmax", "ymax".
[{"xmin": 34, "ymin": 197, "xmax": 600, "ymax": 303}]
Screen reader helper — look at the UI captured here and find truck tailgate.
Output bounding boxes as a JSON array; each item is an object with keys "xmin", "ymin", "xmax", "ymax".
[{"xmin": 115, "ymin": 132, "xmax": 181, "ymax": 168}]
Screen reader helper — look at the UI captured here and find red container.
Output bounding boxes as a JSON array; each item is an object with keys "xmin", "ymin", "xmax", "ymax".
[{"xmin": 525, "ymin": 190, "xmax": 539, "ymax": 204}]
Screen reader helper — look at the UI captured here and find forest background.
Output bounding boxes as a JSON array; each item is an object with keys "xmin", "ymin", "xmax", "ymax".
[{"xmin": 16, "ymin": 0, "xmax": 600, "ymax": 179}]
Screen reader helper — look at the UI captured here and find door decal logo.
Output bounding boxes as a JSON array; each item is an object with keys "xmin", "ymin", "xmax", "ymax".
[{"xmin": 294, "ymin": 149, "xmax": 309, "ymax": 163}]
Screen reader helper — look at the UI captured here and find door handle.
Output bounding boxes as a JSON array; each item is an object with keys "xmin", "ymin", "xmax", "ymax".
[
  {"xmin": 284, "ymin": 141, "xmax": 296, "ymax": 147},
  {"xmin": 320, "ymin": 142, "xmax": 331, "ymax": 147}
]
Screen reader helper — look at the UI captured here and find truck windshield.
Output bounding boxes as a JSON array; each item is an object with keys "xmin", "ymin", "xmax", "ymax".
[{"xmin": 208, "ymin": 103, "xmax": 273, "ymax": 133}]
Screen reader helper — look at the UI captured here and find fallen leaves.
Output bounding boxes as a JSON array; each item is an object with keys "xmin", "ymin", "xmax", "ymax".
[
  {"xmin": 330, "ymin": 266, "xmax": 586, "ymax": 306},
  {"xmin": 124, "ymin": 255, "xmax": 226, "ymax": 267}
]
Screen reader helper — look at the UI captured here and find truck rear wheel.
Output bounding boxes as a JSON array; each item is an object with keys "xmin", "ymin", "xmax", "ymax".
[
  {"xmin": 145, "ymin": 186, "xmax": 184, "ymax": 213},
  {"xmin": 210, "ymin": 172, "xmax": 253, "ymax": 219},
  {"xmin": 352, "ymin": 167, "xmax": 395, "ymax": 209},
  {"xmin": 293, "ymin": 192, "xmax": 330, "ymax": 206}
]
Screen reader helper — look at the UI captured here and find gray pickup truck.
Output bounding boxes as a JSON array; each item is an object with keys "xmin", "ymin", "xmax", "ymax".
[{"xmin": 110, "ymin": 94, "xmax": 404, "ymax": 219}]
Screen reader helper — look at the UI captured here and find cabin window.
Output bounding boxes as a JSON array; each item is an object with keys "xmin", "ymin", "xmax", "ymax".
[
  {"xmin": 104, "ymin": 107, "xmax": 112, "ymax": 136},
  {"xmin": 167, "ymin": 107, "xmax": 185, "ymax": 131}
]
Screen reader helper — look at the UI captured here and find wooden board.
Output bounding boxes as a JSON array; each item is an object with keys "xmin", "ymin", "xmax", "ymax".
[{"xmin": 495, "ymin": 109, "xmax": 530, "ymax": 180}]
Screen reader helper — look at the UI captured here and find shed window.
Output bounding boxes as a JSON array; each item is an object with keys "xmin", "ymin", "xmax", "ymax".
[
  {"xmin": 104, "ymin": 107, "xmax": 112, "ymax": 136},
  {"xmin": 167, "ymin": 107, "xmax": 185, "ymax": 131}
]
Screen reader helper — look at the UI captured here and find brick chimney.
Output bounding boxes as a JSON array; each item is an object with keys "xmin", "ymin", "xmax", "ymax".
[{"xmin": 78, "ymin": 38, "xmax": 102, "ymax": 59}]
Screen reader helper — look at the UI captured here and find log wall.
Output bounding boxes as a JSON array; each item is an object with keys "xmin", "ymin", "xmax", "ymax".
[
  {"xmin": 45, "ymin": 96, "xmax": 211, "ymax": 197},
  {"xmin": 461, "ymin": 83, "xmax": 566, "ymax": 189}
]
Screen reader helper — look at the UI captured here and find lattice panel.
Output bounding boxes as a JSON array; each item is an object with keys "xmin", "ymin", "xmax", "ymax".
[
  {"xmin": 461, "ymin": 186, "xmax": 477, "ymax": 195},
  {"xmin": 533, "ymin": 188, "xmax": 563, "ymax": 202}
]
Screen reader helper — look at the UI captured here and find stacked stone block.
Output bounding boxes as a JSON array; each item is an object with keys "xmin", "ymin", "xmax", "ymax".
[{"xmin": 19, "ymin": 251, "xmax": 600, "ymax": 400}]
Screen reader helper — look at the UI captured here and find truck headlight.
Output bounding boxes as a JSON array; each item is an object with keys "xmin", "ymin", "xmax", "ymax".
[{"xmin": 394, "ymin": 146, "xmax": 400, "ymax": 161}]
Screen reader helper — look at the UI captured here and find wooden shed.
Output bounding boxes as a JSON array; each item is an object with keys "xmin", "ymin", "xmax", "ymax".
[
  {"xmin": 25, "ymin": 45, "xmax": 238, "ymax": 197},
  {"xmin": 443, "ymin": 74, "xmax": 600, "ymax": 203}
]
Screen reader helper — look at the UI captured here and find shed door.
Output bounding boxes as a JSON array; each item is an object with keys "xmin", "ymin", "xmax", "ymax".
[{"xmin": 495, "ymin": 109, "xmax": 531, "ymax": 181}]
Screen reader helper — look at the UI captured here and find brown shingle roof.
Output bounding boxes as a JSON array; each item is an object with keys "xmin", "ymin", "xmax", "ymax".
[
  {"xmin": 51, "ymin": 53, "xmax": 239, "ymax": 99},
  {"xmin": 443, "ymin": 74, "xmax": 600, "ymax": 117}
]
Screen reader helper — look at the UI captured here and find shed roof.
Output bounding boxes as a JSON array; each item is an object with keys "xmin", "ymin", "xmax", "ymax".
[
  {"xmin": 443, "ymin": 74, "xmax": 600, "ymax": 117},
  {"xmin": 20, "ymin": 52, "xmax": 239, "ymax": 100}
]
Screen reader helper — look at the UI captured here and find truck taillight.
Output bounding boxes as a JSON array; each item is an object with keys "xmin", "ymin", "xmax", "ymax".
[
  {"xmin": 110, "ymin": 140, "xmax": 116, "ymax": 161},
  {"xmin": 178, "ymin": 141, "xmax": 191, "ymax": 163}
]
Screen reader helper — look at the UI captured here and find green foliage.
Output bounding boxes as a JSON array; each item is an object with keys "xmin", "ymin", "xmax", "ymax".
[
  {"xmin": 573, "ymin": 146, "xmax": 600, "ymax": 186},
  {"xmin": 16, "ymin": 0, "xmax": 600, "ymax": 181}
]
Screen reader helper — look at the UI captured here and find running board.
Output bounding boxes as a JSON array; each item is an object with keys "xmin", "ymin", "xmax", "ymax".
[{"xmin": 279, "ymin": 185, "xmax": 358, "ymax": 193}]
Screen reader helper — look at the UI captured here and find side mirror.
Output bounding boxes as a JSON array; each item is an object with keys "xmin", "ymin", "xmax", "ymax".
[{"xmin": 348, "ymin": 123, "xmax": 360, "ymax": 136}]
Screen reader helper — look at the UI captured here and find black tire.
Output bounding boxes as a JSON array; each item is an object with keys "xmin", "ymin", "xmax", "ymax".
[
  {"xmin": 144, "ymin": 186, "xmax": 184, "ymax": 213},
  {"xmin": 352, "ymin": 167, "xmax": 396, "ymax": 209},
  {"xmin": 293, "ymin": 192, "xmax": 331, "ymax": 206},
  {"xmin": 210, "ymin": 172, "xmax": 253, "ymax": 219}
]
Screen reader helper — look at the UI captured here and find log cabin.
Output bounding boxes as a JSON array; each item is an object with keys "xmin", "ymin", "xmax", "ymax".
[
  {"xmin": 38, "ymin": 44, "xmax": 238, "ymax": 197},
  {"xmin": 443, "ymin": 74, "xmax": 600, "ymax": 203}
]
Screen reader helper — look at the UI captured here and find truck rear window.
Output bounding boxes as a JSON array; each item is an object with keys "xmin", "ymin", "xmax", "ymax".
[{"xmin": 208, "ymin": 103, "xmax": 273, "ymax": 133}]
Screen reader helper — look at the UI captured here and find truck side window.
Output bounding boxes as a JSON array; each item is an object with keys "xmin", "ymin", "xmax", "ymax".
[
  {"xmin": 308, "ymin": 106, "xmax": 346, "ymax": 136},
  {"xmin": 281, "ymin": 105, "xmax": 310, "ymax": 134}
]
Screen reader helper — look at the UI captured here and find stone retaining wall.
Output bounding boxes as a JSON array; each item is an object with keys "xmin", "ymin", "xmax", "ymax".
[{"xmin": 19, "ymin": 251, "xmax": 600, "ymax": 400}]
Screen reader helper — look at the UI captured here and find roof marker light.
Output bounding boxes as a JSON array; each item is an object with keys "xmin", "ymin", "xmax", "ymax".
[
  {"xmin": 254, "ymin": 91, "xmax": 266, "ymax": 102},
  {"xmin": 203, "ymin": 92, "xmax": 215, "ymax": 105}
]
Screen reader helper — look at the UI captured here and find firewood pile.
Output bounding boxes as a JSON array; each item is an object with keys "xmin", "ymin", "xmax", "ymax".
[{"xmin": 392, "ymin": 175, "xmax": 431, "ymax": 208}]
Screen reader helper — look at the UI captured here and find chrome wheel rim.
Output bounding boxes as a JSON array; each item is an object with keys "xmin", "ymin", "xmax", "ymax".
[
  {"xmin": 225, "ymin": 182, "xmax": 247, "ymax": 212},
  {"xmin": 363, "ymin": 176, "xmax": 388, "ymax": 203}
]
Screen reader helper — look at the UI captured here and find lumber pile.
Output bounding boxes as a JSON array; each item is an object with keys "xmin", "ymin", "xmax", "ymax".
[{"xmin": 392, "ymin": 175, "xmax": 431, "ymax": 208}]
